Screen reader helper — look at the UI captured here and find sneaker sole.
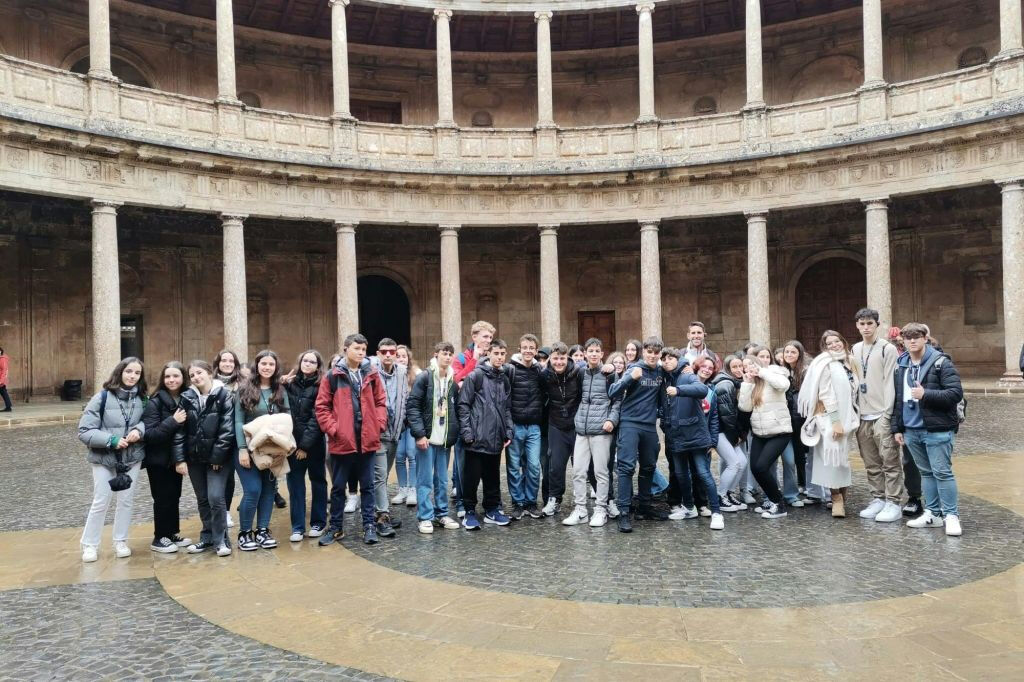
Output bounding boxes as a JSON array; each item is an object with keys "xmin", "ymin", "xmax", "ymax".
[
  {"xmin": 216, "ymin": 549, "xmax": 232, "ymax": 557},
  {"xmin": 150, "ymin": 546, "xmax": 178, "ymax": 554},
  {"xmin": 483, "ymin": 518, "xmax": 509, "ymax": 525},
  {"xmin": 463, "ymin": 524, "xmax": 481, "ymax": 531}
]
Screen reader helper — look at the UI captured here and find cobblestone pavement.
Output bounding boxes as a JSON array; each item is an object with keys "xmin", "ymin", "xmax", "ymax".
[{"xmin": 0, "ymin": 578, "xmax": 391, "ymax": 681}]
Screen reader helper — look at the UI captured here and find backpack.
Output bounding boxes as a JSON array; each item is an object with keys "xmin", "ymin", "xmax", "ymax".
[{"xmin": 933, "ymin": 357, "xmax": 968, "ymax": 425}]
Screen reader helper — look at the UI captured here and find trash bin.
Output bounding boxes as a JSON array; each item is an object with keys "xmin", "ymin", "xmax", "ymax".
[{"xmin": 62, "ymin": 380, "xmax": 83, "ymax": 401}]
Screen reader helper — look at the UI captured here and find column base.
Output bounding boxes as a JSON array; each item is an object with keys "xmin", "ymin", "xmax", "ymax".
[
  {"xmin": 857, "ymin": 80, "xmax": 888, "ymax": 92},
  {"xmin": 998, "ymin": 371, "xmax": 1024, "ymax": 387},
  {"xmin": 741, "ymin": 101, "xmax": 767, "ymax": 112},
  {"xmin": 215, "ymin": 96, "xmax": 244, "ymax": 107},
  {"xmin": 435, "ymin": 120, "xmax": 458, "ymax": 130},
  {"xmin": 635, "ymin": 115, "xmax": 659, "ymax": 125},
  {"xmin": 991, "ymin": 49, "xmax": 1024, "ymax": 63},
  {"xmin": 331, "ymin": 113, "xmax": 357, "ymax": 123}
]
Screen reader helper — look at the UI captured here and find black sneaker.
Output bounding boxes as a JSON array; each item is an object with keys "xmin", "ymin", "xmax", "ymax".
[
  {"xmin": 274, "ymin": 492, "xmax": 287, "ymax": 509},
  {"xmin": 187, "ymin": 540, "xmax": 214, "ymax": 554},
  {"xmin": 318, "ymin": 526, "xmax": 344, "ymax": 546},
  {"xmin": 618, "ymin": 514, "xmax": 633, "ymax": 533},
  {"xmin": 254, "ymin": 528, "xmax": 277, "ymax": 549},
  {"xmin": 390, "ymin": 515, "xmax": 402, "ymax": 530},
  {"xmin": 510, "ymin": 504, "xmax": 525, "ymax": 520},
  {"xmin": 525, "ymin": 504, "xmax": 543, "ymax": 519},
  {"xmin": 150, "ymin": 537, "xmax": 179, "ymax": 553},
  {"xmin": 376, "ymin": 513, "xmax": 396, "ymax": 538},
  {"xmin": 636, "ymin": 506, "xmax": 669, "ymax": 521},
  {"xmin": 238, "ymin": 531, "xmax": 259, "ymax": 551},
  {"xmin": 903, "ymin": 498, "xmax": 923, "ymax": 517},
  {"xmin": 170, "ymin": 534, "xmax": 192, "ymax": 547},
  {"xmin": 363, "ymin": 523, "xmax": 379, "ymax": 545}
]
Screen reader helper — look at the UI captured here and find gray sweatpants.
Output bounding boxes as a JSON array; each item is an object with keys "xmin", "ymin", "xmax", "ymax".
[
  {"xmin": 572, "ymin": 433, "xmax": 613, "ymax": 510},
  {"xmin": 374, "ymin": 438, "xmax": 399, "ymax": 513}
]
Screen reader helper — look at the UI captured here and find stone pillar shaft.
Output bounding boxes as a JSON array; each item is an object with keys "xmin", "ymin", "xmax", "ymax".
[
  {"xmin": 862, "ymin": 0, "xmax": 885, "ymax": 87},
  {"xmin": 335, "ymin": 222, "xmax": 359, "ymax": 349},
  {"xmin": 746, "ymin": 211, "xmax": 771, "ymax": 345},
  {"xmin": 88, "ymin": 0, "xmax": 113, "ymax": 79},
  {"xmin": 434, "ymin": 9, "xmax": 455, "ymax": 127},
  {"xmin": 535, "ymin": 11, "xmax": 554, "ymax": 127},
  {"xmin": 639, "ymin": 220, "xmax": 662, "ymax": 339},
  {"xmin": 636, "ymin": 3, "xmax": 656, "ymax": 122},
  {"xmin": 864, "ymin": 198, "xmax": 892, "ymax": 327},
  {"xmin": 999, "ymin": 0, "xmax": 1024, "ymax": 58},
  {"xmin": 744, "ymin": 0, "xmax": 765, "ymax": 108},
  {"xmin": 539, "ymin": 225, "xmax": 560, "ymax": 344},
  {"xmin": 215, "ymin": 0, "xmax": 238, "ymax": 102},
  {"xmin": 331, "ymin": 0, "xmax": 352, "ymax": 119},
  {"xmin": 91, "ymin": 200, "xmax": 121, "ymax": 390},
  {"xmin": 1000, "ymin": 180, "xmax": 1024, "ymax": 384},
  {"xmin": 221, "ymin": 214, "xmax": 248, "ymax": 362},
  {"xmin": 439, "ymin": 225, "xmax": 462, "ymax": 345}
]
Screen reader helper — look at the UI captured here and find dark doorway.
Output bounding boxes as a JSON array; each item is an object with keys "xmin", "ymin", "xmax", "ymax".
[
  {"xmin": 795, "ymin": 258, "xmax": 866, "ymax": 351},
  {"xmin": 578, "ymin": 311, "xmax": 616, "ymax": 350},
  {"xmin": 350, "ymin": 98, "xmax": 402, "ymax": 124},
  {"xmin": 357, "ymin": 275, "xmax": 411, "ymax": 350},
  {"xmin": 120, "ymin": 315, "xmax": 144, "ymax": 361}
]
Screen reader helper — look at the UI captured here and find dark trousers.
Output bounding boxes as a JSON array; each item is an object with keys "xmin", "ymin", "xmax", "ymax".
[
  {"xmin": 539, "ymin": 428, "xmax": 549, "ymax": 502},
  {"xmin": 750, "ymin": 434, "xmax": 791, "ymax": 505},
  {"xmin": 546, "ymin": 425, "xmax": 576, "ymax": 502},
  {"xmin": 0, "ymin": 385, "xmax": 11, "ymax": 410},
  {"xmin": 187, "ymin": 462, "xmax": 229, "ymax": 546},
  {"xmin": 615, "ymin": 425, "xmax": 660, "ymax": 512},
  {"xmin": 225, "ymin": 471, "xmax": 236, "ymax": 512},
  {"xmin": 463, "ymin": 450, "xmax": 501, "ymax": 513},
  {"xmin": 669, "ymin": 449, "xmax": 720, "ymax": 513},
  {"xmin": 286, "ymin": 440, "xmax": 328, "ymax": 533},
  {"xmin": 147, "ymin": 464, "xmax": 183, "ymax": 540},
  {"xmin": 791, "ymin": 419, "xmax": 808, "ymax": 488},
  {"xmin": 329, "ymin": 452, "xmax": 375, "ymax": 529},
  {"xmin": 903, "ymin": 444, "xmax": 922, "ymax": 499}
]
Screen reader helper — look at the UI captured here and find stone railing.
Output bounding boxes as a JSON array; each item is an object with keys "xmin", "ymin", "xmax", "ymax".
[{"xmin": 0, "ymin": 54, "xmax": 1021, "ymax": 175}]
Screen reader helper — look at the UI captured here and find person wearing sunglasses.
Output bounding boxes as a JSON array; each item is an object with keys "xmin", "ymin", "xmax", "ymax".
[
  {"xmin": 368, "ymin": 337, "xmax": 409, "ymax": 539},
  {"xmin": 890, "ymin": 322, "xmax": 965, "ymax": 536}
]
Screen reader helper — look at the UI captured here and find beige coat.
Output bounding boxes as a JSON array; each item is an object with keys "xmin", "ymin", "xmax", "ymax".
[
  {"xmin": 242, "ymin": 412, "xmax": 295, "ymax": 478},
  {"xmin": 738, "ymin": 364, "xmax": 792, "ymax": 437}
]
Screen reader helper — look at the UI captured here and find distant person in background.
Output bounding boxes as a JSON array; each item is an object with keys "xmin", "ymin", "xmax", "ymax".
[{"xmin": 0, "ymin": 346, "xmax": 11, "ymax": 412}]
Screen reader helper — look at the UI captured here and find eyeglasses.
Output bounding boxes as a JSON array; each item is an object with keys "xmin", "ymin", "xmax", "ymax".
[{"xmin": 379, "ymin": 349, "xmax": 396, "ymax": 356}]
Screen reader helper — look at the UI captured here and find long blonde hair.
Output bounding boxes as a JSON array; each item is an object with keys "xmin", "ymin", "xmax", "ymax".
[{"xmin": 746, "ymin": 354, "xmax": 770, "ymax": 408}]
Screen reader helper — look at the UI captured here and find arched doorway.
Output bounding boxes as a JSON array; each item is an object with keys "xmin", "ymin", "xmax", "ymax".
[
  {"xmin": 795, "ymin": 257, "xmax": 866, "ymax": 350},
  {"xmin": 357, "ymin": 275, "xmax": 411, "ymax": 350}
]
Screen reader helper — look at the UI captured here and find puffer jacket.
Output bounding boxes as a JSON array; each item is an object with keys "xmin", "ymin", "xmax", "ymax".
[
  {"xmin": 457, "ymin": 359, "xmax": 514, "ymax": 455},
  {"xmin": 663, "ymin": 373, "xmax": 718, "ymax": 451},
  {"xmin": 315, "ymin": 358, "xmax": 387, "ymax": 455},
  {"xmin": 142, "ymin": 389, "xmax": 185, "ymax": 469},
  {"xmin": 285, "ymin": 372, "xmax": 325, "ymax": 453},
  {"xmin": 712, "ymin": 372, "xmax": 741, "ymax": 444},
  {"xmin": 179, "ymin": 381, "xmax": 235, "ymax": 466},
  {"xmin": 78, "ymin": 387, "xmax": 147, "ymax": 468},
  {"xmin": 890, "ymin": 346, "xmax": 964, "ymax": 434},
  {"xmin": 541, "ymin": 362, "xmax": 582, "ymax": 431},
  {"xmin": 406, "ymin": 363, "xmax": 459, "ymax": 448},
  {"xmin": 574, "ymin": 365, "xmax": 620, "ymax": 436},
  {"xmin": 738, "ymin": 364, "xmax": 792, "ymax": 437},
  {"xmin": 504, "ymin": 354, "xmax": 545, "ymax": 425}
]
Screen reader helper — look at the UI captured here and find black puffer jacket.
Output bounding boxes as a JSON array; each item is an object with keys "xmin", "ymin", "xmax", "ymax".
[
  {"xmin": 142, "ymin": 390, "xmax": 184, "ymax": 469},
  {"xmin": 285, "ymin": 372, "xmax": 325, "ymax": 453},
  {"xmin": 179, "ymin": 383, "xmax": 235, "ymax": 466},
  {"xmin": 711, "ymin": 372, "xmax": 742, "ymax": 445},
  {"xmin": 541, "ymin": 362, "xmax": 582, "ymax": 431},
  {"xmin": 503, "ymin": 355, "xmax": 545, "ymax": 425},
  {"xmin": 406, "ymin": 366, "xmax": 459, "ymax": 448},
  {"xmin": 891, "ymin": 347, "xmax": 964, "ymax": 434},
  {"xmin": 457, "ymin": 360, "xmax": 514, "ymax": 455}
]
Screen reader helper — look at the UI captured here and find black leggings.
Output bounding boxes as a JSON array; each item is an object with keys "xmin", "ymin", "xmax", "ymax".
[{"xmin": 749, "ymin": 434, "xmax": 791, "ymax": 504}]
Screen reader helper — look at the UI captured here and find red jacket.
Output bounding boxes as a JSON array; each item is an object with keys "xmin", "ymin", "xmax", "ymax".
[
  {"xmin": 0, "ymin": 355, "xmax": 7, "ymax": 386},
  {"xmin": 315, "ymin": 361, "xmax": 387, "ymax": 455},
  {"xmin": 453, "ymin": 344, "xmax": 479, "ymax": 385}
]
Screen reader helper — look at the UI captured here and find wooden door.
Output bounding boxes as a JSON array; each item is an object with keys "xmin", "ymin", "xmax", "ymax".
[
  {"xmin": 795, "ymin": 258, "xmax": 865, "ymax": 351},
  {"xmin": 578, "ymin": 311, "xmax": 616, "ymax": 350}
]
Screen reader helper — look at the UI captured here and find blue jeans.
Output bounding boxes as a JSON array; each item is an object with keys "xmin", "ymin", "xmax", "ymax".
[
  {"xmin": 651, "ymin": 468, "xmax": 669, "ymax": 496},
  {"xmin": 235, "ymin": 452, "xmax": 275, "ymax": 532},
  {"xmin": 615, "ymin": 425, "xmax": 660, "ymax": 512},
  {"xmin": 395, "ymin": 428, "xmax": 417, "ymax": 488},
  {"xmin": 452, "ymin": 439, "xmax": 465, "ymax": 513},
  {"xmin": 416, "ymin": 444, "xmax": 451, "ymax": 521},
  {"xmin": 506, "ymin": 423, "xmax": 542, "ymax": 506},
  {"xmin": 780, "ymin": 442, "xmax": 800, "ymax": 503},
  {"xmin": 286, "ymin": 442, "xmax": 328, "ymax": 534},
  {"xmin": 669, "ymin": 449, "xmax": 720, "ymax": 513},
  {"xmin": 904, "ymin": 429, "xmax": 958, "ymax": 517}
]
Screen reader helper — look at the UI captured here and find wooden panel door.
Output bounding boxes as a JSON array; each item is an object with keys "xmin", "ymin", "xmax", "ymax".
[
  {"xmin": 795, "ymin": 258, "xmax": 866, "ymax": 351},
  {"xmin": 578, "ymin": 311, "xmax": 616, "ymax": 350}
]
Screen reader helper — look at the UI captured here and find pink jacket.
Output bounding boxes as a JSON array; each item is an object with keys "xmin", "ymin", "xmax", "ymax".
[{"xmin": 0, "ymin": 355, "xmax": 8, "ymax": 386}]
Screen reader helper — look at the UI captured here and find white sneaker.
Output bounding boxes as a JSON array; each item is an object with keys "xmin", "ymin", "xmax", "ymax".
[
  {"xmin": 709, "ymin": 513, "xmax": 725, "ymax": 530},
  {"xmin": 114, "ymin": 541, "xmax": 131, "ymax": 558},
  {"xmin": 391, "ymin": 488, "xmax": 407, "ymax": 505},
  {"xmin": 907, "ymin": 509, "xmax": 944, "ymax": 528},
  {"xmin": 606, "ymin": 500, "xmax": 621, "ymax": 518},
  {"xmin": 669, "ymin": 506, "xmax": 698, "ymax": 520},
  {"xmin": 457, "ymin": 509, "xmax": 466, "ymax": 519},
  {"xmin": 742, "ymin": 490, "xmax": 757, "ymax": 505},
  {"xmin": 944, "ymin": 514, "xmax": 963, "ymax": 536},
  {"xmin": 438, "ymin": 516, "xmax": 461, "ymax": 530},
  {"xmin": 669, "ymin": 504, "xmax": 684, "ymax": 515},
  {"xmin": 418, "ymin": 520, "xmax": 434, "ymax": 534},
  {"xmin": 405, "ymin": 487, "xmax": 417, "ymax": 506},
  {"xmin": 874, "ymin": 501, "xmax": 902, "ymax": 523},
  {"xmin": 542, "ymin": 497, "xmax": 559, "ymax": 516},
  {"xmin": 81, "ymin": 546, "xmax": 98, "ymax": 563},
  {"xmin": 859, "ymin": 498, "xmax": 886, "ymax": 519},
  {"xmin": 225, "ymin": 512, "xmax": 234, "ymax": 528},
  {"xmin": 589, "ymin": 508, "xmax": 608, "ymax": 527},
  {"xmin": 216, "ymin": 544, "xmax": 232, "ymax": 557},
  {"xmin": 562, "ymin": 507, "xmax": 589, "ymax": 526},
  {"xmin": 344, "ymin": 494, "xmax": 358, "ymax": 513},
  {"xmin": 789, "ymin": 499, "xmax": 805, "ymax": 508},
  {"xmin": 289, "ymin": 532, "xmax": 304, "ymax": 542},
  {"xmin": 699, "ymin": 506, "xmax": 712, "ymax": 517}
]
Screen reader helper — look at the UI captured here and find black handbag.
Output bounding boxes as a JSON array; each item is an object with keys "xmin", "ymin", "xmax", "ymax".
[{"xmin": 97, "ymin": 389, "xmax": 134, "ymax": 492}]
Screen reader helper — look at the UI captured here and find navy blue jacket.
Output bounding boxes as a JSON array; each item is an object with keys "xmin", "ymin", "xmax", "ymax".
[
  {"xmin": 608, "ymin": 361, "xmax": 665, "ymax": 429},
  {"xmin": 890, "ymin": 346, "xmax": 963, "ymax": 434},
  {"xmin": 663, "ymin": 373, "xmax": 719, "ymax": 452}
]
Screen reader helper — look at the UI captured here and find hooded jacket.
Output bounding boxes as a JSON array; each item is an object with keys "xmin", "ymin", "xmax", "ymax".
[
  {"xmin": 712, "ymin": 371, "xmax": 742, "ymax": 444},
  {"xmin": 142, "ymin": 389, "xmax": 185, "ymax": 469},
  {"xmin": 503, "ymin": 354, "xmax": 545, "ymax": 425},
  {"xmin": 371, "ymin": 357, "xmax": 409, "ymax": 442},
  {"xmin": 453, "ymin": 343, "xmax": 481, "ymax": 384},
  {"xmin": 456, "ymin": 359, "xmax": 514, "ymax": 455},
  {"xmin": 890, "ymin": 345, "xmax": 964, "ymax": 434},
  {"xmin": 662, "ymin": 373, "xmax": 719, "ymax": 451},
  {"xmin": 78, "ymin": 387, "xmax": 147, "ymax": 468},
  {"xmin": 541, "ymin": 361, "xmax": 582, "ymax": 431},
  {"xmin": 738, "ymin": 364, "xmax": 792, "ymax": 437},
  {"xmin": 285, "ymin": 372, "xmax": 326, "ymax": 453},
  {"xmin": 179, "ymin": 381, "xmax": 235, "ymax": 466},
  {"xmin": 406, "ymin": 360, "xmax": 459, "ymax": 448},
  {"xmin": 574, "ymin": 365, "xmax": 621, "ymax": 436},
  {"xmin": 315, "ymin": 357, "xmax": 388, "ymax": 455},
  {"xmin": 608, "ymin": 361, "xmax": 665, "ymax": 429}
]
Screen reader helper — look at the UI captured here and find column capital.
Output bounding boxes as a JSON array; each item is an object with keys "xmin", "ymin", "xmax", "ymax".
[
  {"xmin": 328, "ymin": 0, "xmax": 350, "ymax": 6},
  {"xmin": 535, "ymin": 10, "xmax": 553, "ymax": 22},
  {"xmin": 438, "ymin": 223, "xmax": 461, "ymax": 236},
  {"xmin": 538, "ymin": 223, "xmax": 559, "ymax": 236},
  {"xmin": 997, "ymin": 178, "xmax": 1024, "ymax": 190},
  {"xmin": 334, "ymin": 221, "xmax": 357, "ymax": 234},
  {"xmin": 220, "ymin": 213, "xmax": 247, "ymax": 224},
  {"xmin": 639, "ymin": 219, "xmax": 660, "ymax": 232},
  {"xmin": 433, "ymin": 8, "xmax": 453, "ymax": 20},
  {"xmin": 636, "ymin": 2, "xmax": 655, "ymax": 15},
  {"xmin": 90, "ymin": 199, "xmax": 122, "ymax": 212},
  {"xmin": 744, "ymin": 210, "xmax": 768, "ymax": 220},
  {"xmin": 863, "ymin": 197, "xmax": 890, "ymax": 208}
]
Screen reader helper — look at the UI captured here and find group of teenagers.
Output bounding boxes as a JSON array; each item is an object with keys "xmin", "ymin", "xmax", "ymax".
[{"xmin": 76, "ymin": 306, "xmax": 968, "ymax": 562}]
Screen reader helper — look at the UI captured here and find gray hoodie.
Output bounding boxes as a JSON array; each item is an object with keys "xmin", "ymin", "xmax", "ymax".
[{"xmin": 78, "ymin": 387, "xmax": 147, "ymax": 468}]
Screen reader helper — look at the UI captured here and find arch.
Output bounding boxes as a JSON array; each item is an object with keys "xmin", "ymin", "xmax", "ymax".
[
  {"xmin": 62, "ymin": 44, "xmax": 159, "ymax": 89},
  {"xmin": 357, "ymin": 273, "xmax": 411, "ymax": 350},
  {"xmin": 238, "ymin": 91, "xmax": 263, "ymax": 108},
  {"xmin": 957, "ymin": 46, "xmax": 988, "ymax": 69},
  {"xmin": 790, "ymin": 252, "xmax": 866, "ymax": 351},
  {"xmin": 788, "ymin": 55, "xmax": 863, "ymax": 102},
  {"xmin": 693, "ymin": 96, "xmax": 718, "ymax": 116}
]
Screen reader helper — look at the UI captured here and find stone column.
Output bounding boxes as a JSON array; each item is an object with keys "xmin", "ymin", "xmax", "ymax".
[
  {"xmin": 636, "ymin": 3, "xmax": 657, "ymax": 122},
  {"xmin": 744, "ymin": 0, "xmax": 765, "ymax": 108},
  {"xmin": 434, "ymin": 9, "xmax": 456, "ymax": 127},
  {"xmin": 91, "ymin": 200, "xmax": 121, "ymax": 390},
  {"xmin": 221, "ymin": 214, "xmax": 248, "ymax": 362},
  {"xmin": 335, "ymin": 222, "xmax": 359, "ymax": 349},
  {"xmin": 215, "ymin": 0, "xmax": 240, "ymax": 103},
  {"xmin": 746, "ymin": 211, "xmax": 771, "ymax": 345},
  {"xmin": 861, "ymin": 0, "xmax": 885, "ymax": 88},
  {"xmin": 88, "ymin": 0, "xmax": 113, "ymax": 79},
  {"xmin": 535, "ymin": 11, "xmax": 555, "ymax": 128},
  {"xmin": 330, "ymin": 0, "xmax": 352, "ymax": 119},
  {"xmin": 539, "ymin": 224, "xmax": 561, "ymax": 344},
  {"xmin": 639, "ymin": 220, "xmax": 662, "ymax": 339},
  {"xmin": 864, "ymin": 198, "xmax": 892, "ymax": 326},
  {"xmin": 999, "ymin": 180, "xmax": 1024, "ymax": 385},
  {"xmin": 998, "ymin": 0, "xmax": 1024, "ymax": 59},
  {"xmin": 439, "ymin": 224, "xmax": 463, "ymax": 345}
]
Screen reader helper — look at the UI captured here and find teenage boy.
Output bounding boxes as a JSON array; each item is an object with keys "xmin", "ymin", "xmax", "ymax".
[
  {"xmin": 682, "ymin": 321, "xmax": 715, "ymax": 366},
  {"xmin": 609, "ymin": 336, "xmax": 669, "ymax": 532},
  {"xmin": 564, "ymin": 338, "xmax": 620, "ymax": 527},
  {"xmin": 315, "ymin": 333, "xmax": 388, "ymax": 546},
  {"xmin": 456, "ymin": 339, "xmax": 514, "ymax": 530},
  {"xmin": 371, "ymin": 337, "xmax": 408, "ymax": 537},
  {"xmin": 451, "ymin": 320, "xmax": 496, "ymax": 517},
  {"xmin": 405, "ymin": 341, "xmax": 461, "ymax": 534},
  {"xmin": 659, "ymin": 348, "xmax": 692, "ymax": 519},
  {"xmin": 891, "ymin": 322, "xmax": 965, "ymax": 537},
  {"xmin": 852, "ymin": 308, "xmax": 903, "ymax": 523},
  {"xmin": 504, "ymin": 334, "xmax": 545, "ymax": 519},
  {"xmin": 540, "ymin": 342, "xmax": 582, "ymax": 517}
]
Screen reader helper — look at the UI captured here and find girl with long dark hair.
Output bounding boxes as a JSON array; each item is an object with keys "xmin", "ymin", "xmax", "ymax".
[
  {"xmin": 285, "ymin": 349, "xmax": 328, "ymax": 542},
  {"xmin": 142, "ymin": 361, "xmax": 192, "ymax": 553},
  {"xmin": 213, "ymin": 349, "xmax": 242, "ymax": 529}
]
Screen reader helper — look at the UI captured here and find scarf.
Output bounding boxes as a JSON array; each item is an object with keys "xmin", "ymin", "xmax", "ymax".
[{"xmin": 798, "ymin": 351, "xmax": 857, "ymax": 467}]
